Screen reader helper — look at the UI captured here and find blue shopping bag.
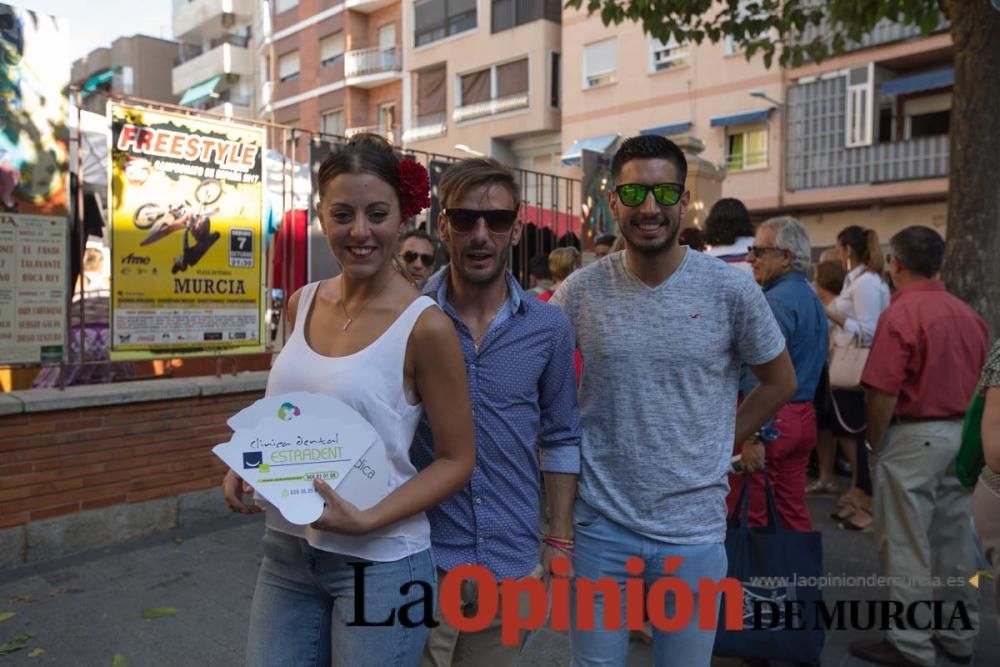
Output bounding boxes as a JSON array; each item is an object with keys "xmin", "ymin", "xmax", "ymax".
[{"xmin": 713, "ymin": 474, "xmax": 825, "ymax": 663}]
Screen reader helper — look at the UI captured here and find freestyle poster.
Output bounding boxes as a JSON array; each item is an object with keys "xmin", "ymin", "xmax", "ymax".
[
  {"xmin": 109, "ymin": 103, "xmax": 264, "ymax": 359},
  {"xmin": 0, "ymin": 4, "xmax": 69, "ymax": 365}
]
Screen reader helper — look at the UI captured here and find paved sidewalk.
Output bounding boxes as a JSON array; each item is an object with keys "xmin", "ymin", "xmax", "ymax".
[{"xmin": 0, "ymin": 496, "xmax": 996, "ymax": 666}]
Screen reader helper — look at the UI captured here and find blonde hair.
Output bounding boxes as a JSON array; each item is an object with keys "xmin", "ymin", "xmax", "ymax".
[{"xmin": 548, "ymin": 247, "xmax": 581, "ymax": 281}]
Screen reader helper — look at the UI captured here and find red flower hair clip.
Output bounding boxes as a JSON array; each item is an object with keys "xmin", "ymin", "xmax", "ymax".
[{"xmin": 399, "ymin": 159, "xmax": 431, "ymax": 218}]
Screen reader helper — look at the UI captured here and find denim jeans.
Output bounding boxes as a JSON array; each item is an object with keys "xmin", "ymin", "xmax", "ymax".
[
  {"xmin": 246, "ymin": 529, "xmax": 436, "ymax": 667},
  {"xmin": 570, "ymin": 499, "xmax": 727, "ymax": 667}
]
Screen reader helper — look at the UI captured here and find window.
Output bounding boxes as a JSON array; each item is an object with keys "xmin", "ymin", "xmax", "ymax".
[
  {"xmin": 414, "ymin": 0, "xmax": 477, "ymax": 48},
  {"xmin": 904, "ymin": 92, "xmax": 951, "ymax": 139},
  {"xmin": 321, "ymin": 109, "xmax": 344, "ymax": 136},
  {"xmin": 115, "ymin": 65, "xmax": 134, "ymax": 95},
  {"xmin": 460, "ymin": 69, "xmax": 491, "ymax": 107},
  {"xmin": 583, "ymin": 38, "xmax": 616, "ymax": 88},
  {"xmin": 724, "ymin": 1, "xmax": 766, "ymax": 55},
  {"xmin": 496, "ymin": 59, "xmax": 528, "ymax": 98},
  {"xmin": 278, "ymin": 51, "xmax": 300, "ymax": 82},
  {"xmin": 275, "ymin": 0, "xmax": 298, "ymax": 13},
  {"xmin": 550, "ymin": 52, "xmax": 561, "ymax": 108},
  {"xmin": 726, "ymin": 127, "xmax": 768, "ymax": 171},
  {"xmin": 650, "ymin": 36, "xmax": 688, "ymax": 72},
  {"xmin": 491, "ymin": 0, "xmax": 561, "ymax": 33},
  {"xmin": 417, "ymin": 64, "xmax": 447, "ymax": 124},
  {"xmin": 320, "ymin": 32, "xmax": 344, "ymax": 66},
  {"xmin": 845, "ymin": 64, "xmax": 874, "ymax": 147},
  {"xmin": 455, "ymin": 58, "xmax": 529, "ymax": 121}
]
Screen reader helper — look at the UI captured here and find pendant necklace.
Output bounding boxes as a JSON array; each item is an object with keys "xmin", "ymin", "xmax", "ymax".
[{"xmin": 339, "ymin": 275, "xmax": 394, "ymax": 331}]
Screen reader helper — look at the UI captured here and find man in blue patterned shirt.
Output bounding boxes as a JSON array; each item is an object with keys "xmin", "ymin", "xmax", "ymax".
[{"xmin": 411, "ymin": 158, "xmax": 581, "ymax": 667}]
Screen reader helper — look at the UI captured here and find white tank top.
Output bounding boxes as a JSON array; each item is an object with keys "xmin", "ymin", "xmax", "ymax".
[{"xmin": 261, "ymin": 281, "xmax": 437, "ymax": 561}]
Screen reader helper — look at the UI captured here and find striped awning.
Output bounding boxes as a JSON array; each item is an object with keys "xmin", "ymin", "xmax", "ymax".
[
  {"xmin": 880, "ymin": 68, "xmax": 954, "ymax": 97},
  {"xmin": 709, "ymin": 109, "xmax": 772, "ymax": 128},
  {"xmin": 179, "ymin": 76, "xmax": 222, "ymax": 107}
]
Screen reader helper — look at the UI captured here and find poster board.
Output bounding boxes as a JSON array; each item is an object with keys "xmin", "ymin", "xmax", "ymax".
[
  {"xmin": 109, "ymin": 103, "xmax": 265, "ymax": 359},
  {"xmin": 0, "ymin": 4, "xmax": 69, "ymax": 365}
]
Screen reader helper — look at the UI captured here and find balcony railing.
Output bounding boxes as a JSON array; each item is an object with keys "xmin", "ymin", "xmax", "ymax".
[
  {"xmin": 795, "ymin": 1, "xmax": 948, "ymax": 57},
  {"xmin": 344, "ymin": 46, "xmax": 401, "ymax": 78},
  {"xmin": 453, "ymin": 93, "xmax": 529, "ymax": 123},
  {"xmin": 788, "ymin": 134, "xmax": 949, "ymax": 190},
  {"xmin": 175, "ymin": 33, "xmax": 252, "ymax": 66}
]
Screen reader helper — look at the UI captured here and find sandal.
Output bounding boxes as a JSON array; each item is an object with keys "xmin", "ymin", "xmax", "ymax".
[
  {"xmin": 830, "ymin": 506, "xmax": 855, "ymax": 521},
  {"xmin": 806, "ymin": 479, "xmax": 839, "ymax": 495},
  {"xmin": 837, "ymin": 487, "xmax": 864, "ymax": 507},
  {"xmin": 839, "ymin": 507, "xmax": 873, "ymax": 532}
]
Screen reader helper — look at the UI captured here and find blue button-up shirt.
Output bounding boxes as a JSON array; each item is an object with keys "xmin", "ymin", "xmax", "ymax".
[
  {"xmin": 741, "ymin": 271, "xmax": 828, "ymax": 401},
  {"xmin": 410, "ymin": 267, "xmax": 582, "ymax": 580}
]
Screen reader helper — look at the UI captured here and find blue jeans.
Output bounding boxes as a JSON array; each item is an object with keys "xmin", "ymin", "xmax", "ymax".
[
  {"xmin": 570, "ymin": 499, "xmax": 727, "ymax": 667},
  {"xmin": 246, "ymin": 529, "xmax": 436, "ymax": 667}
]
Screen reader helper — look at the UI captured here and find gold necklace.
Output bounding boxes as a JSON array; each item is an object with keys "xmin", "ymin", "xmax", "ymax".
[{"xmin": 339, "ymin": 274, "xmax": 394, "ymax": 331}]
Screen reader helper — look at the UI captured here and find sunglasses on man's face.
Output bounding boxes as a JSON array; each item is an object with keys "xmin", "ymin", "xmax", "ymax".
[
  {"xmin": 444, "ymin": 208, "xmax": 518, "ymax": 234},
  {"xmin": 614, "ymin": 182, "xmax": 684, "ymax": 208},
  {"xmin": 402, "ymin": 251, "xmax": 435, "ymax": 267},
  {"xmin": 747, "ymin": 245, "xmax": 785, "ymax": 258}
]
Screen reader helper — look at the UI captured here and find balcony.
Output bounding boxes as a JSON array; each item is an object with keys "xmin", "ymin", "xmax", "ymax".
[
  {"xmin": 795, "ymin": 2, "xmax": 948, "ymax": 57},
  {"xmin": 172, "ymin": 39, "xmax": 253, "ymax": 95},
  {"xmin": 453, "ymin": 93, "xmax": 529, "ymax": 123},
  {"xmin": 344, "ymin": 46, "xmax": 401, "ymax": 87},
  {"xmin": 344, "ymin": 0, "xmax": 397, "ymax": 13},
  {"xmin": 173, "ymin": 0, "xmax": 254, "ymax": 42},
  {"xmin": 403, "ymin": 114, "xmax": 448, "ymax": 144},
  {"xmin": 344, "ymin": 125, "xmax": 400, "ymax": 144},
  {"xmin": 788, "ymin": 135, "xmax": 948, "ymax": 190}
]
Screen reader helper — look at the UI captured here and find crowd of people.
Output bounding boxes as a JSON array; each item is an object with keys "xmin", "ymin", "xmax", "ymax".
[{"xmin": 222, "ymin": 132, "xmax": 999, "ymax": 667}]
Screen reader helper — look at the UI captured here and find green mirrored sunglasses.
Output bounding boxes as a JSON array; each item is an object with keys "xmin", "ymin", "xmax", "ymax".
[{"xmin": 614, "ymin": 182, "xmax": 684, "ymax": 207}]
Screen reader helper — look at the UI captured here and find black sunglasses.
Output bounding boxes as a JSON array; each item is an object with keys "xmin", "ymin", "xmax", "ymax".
[
  {"xmin": 747, "ymin": 245, "xmax": 785, "ymax": 257},
  {"xmin": 402, "ymin": 250, "xmax": 435, "ymax": 267},
  {"xmin": 614, "ymin": 182, "xmax": 684, "ymax": 207},
  {"xmin": 444, "ymin": 208, "xmax": 518, "ymax": 234}
]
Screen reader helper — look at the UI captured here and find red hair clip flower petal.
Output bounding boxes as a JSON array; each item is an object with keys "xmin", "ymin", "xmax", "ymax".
[{"xmin": 399, "ymin": 159, "xmax": 431, "ymax": 218}]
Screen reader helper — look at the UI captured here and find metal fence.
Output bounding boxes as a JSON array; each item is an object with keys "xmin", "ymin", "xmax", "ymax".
[{"xmin": 1, "ymin": 91, "xmax": 581, "ymax": 389}]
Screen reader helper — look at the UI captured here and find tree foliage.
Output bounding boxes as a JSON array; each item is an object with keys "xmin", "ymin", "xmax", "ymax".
[{"xmin": 563, "ymin": 0, "xmax": 946, "ymax": 68}]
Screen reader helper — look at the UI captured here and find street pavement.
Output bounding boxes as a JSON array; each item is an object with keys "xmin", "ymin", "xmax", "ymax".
[{"xmin": 0, "ymin": 496, "xmax": 996, "ymax": 666}]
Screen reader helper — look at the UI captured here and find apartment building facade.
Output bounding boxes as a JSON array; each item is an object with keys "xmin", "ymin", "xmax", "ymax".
[
  {"xmin": 71, "ymin": 35, "xmax": 180, "ymax": 114},
  {"xmin": 172, "ymin": 0, "xmax": 259, "ymax": 120},
  {"xmin": 559, "ymin": 5, "xmax": 953, "ymax": 246},
  {"xmin": 266, "ymin": 0, "xmax": 402, "ymax": 153}
]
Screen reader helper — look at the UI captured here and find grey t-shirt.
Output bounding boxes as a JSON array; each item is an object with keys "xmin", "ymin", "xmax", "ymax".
[{"xmin": 549, "ymin": 249, "xmax": 785, "ymax": 543}]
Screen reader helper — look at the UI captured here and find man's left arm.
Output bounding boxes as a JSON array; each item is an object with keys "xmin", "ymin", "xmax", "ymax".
[
  {"xmin": 865, "ymin": 388, "xmax": 898, "ymax": 456},
  {"xmin": 537, "ymin": 316, "xmax": 581, "ymax": 578},
  {"xmin": 861, "ymin": 315, "xmax": 909, "ymax": 454}
]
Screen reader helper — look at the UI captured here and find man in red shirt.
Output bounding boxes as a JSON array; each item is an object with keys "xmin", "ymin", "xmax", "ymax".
[{"xmin": 850, "ymin": 226, "xmax": 989, "ymax": 667}]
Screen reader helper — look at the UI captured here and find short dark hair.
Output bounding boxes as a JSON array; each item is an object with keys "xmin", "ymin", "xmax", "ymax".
[
  {"xmin": 594, "ymin": 234, "xmax": 617, "ymax": 248},
  {"xmin": 611, "ymin": 135, "xmax": 688, "ymax": 184},
  {"xmin": 815, "ymin": 260, "xmax": 847, "ymax": 295},
  {"xmin": 678, "ymin": 227, "xmax": 705, "ymax": 251},
  {"xmin": 438, "ymin": 157, "xmax": 520, "ymax": 210},
  {"xmin": 400, "ymin": 228, "xmax": 435, "ymax": 246},
  {"xmin": 703, "ymin": 198, "xmax": 754, "ymax": 246},
  {"xmin": 889, "ymin": 226, "xmax": 945, "ymax": 278},
  {"xmin": 528, "ymin": 255, "xmax": 551, "ymax": 280}
]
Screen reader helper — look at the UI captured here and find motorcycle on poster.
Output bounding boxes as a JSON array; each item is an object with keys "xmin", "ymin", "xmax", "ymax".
[{"xmin": 109, "ymin": 104, "xmax": 265, "ymax": 359}]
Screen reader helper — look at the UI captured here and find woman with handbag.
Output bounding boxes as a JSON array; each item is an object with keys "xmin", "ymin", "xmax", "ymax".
[{"xmin": 823, "ymin": 226, "xmax": 889, "ymax": 531}]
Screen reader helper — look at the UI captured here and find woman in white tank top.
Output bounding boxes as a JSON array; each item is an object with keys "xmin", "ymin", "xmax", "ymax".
[{"xmin": 223, "ymin": 135, "xmax": 475, "ymax": 667}]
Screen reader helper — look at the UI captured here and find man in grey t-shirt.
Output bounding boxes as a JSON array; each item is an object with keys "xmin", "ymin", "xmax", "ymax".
[{"xmin": 550, "ymin": 135, "xmax": 796, "ymax": 666}]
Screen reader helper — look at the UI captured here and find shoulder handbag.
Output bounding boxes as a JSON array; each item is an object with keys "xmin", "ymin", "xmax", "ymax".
[
  {"xmin": 714, "ymin": 474, "xmax": 825, "ymax": 663},
  {"xmin": 829, "ymin": 332, "xmax": 868, "ymax": 392}
]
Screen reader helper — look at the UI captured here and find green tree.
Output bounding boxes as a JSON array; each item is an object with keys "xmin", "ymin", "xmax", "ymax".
[{"xmin": 566, "ymin": 0, "xmax": 1000, "ymax": 335}]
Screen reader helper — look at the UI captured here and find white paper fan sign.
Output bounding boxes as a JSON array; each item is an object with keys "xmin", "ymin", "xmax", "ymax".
[{"xmin": 214, "ymin": 393, "xmax": 390, "ymax": 525}]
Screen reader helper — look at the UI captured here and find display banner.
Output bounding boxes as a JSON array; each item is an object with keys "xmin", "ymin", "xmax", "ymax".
[
  {"xmin": 0, "ymin": 215, "xmax": 66, "ymax": 363},
  {"xmin": 109, "ymin": 104, "xmax": 264, "ymax": 358},
  {"xmin": 0, "ymin": 4, "xmax": 69, "ymax": 365}
]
